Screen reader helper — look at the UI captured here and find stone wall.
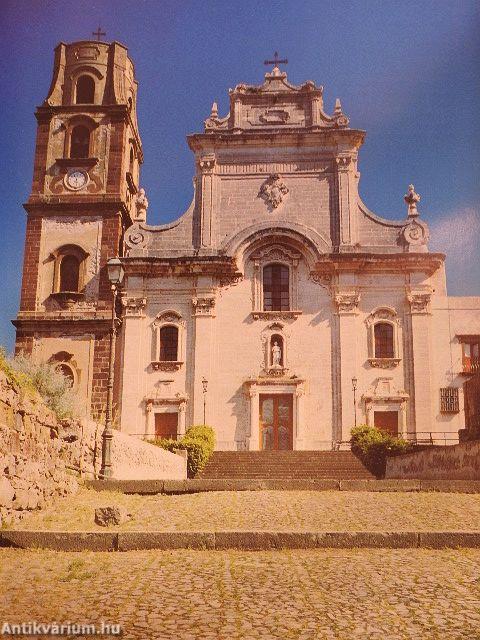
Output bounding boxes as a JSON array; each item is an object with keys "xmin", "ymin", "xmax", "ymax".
[
  {"xmin": 385, "ymin": 441, "xmax": 480, "ymax": 480},
  {"xmin": 0, "ymin": 369, "xmax": 186, "ymax": 525},
  {"xmin": 0, "ymin": 370, "xmax": 78, "ymax": 525}
]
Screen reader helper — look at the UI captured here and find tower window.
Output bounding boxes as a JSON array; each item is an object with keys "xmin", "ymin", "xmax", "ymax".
[
  {"xmin": 76, "ymin": 75, "xmax": 95, "ymax": 104},
  {"xmin": 59, "ymin": 255, "xmax": 80, "ymax": 292},
  {"xmin": 160, "ymin": 326, "xmax": 179, "ymax": 361},
  {"xmin": 374, "ymin": 322, "xmax": 394, "ymax": 358},
  {"xmin": 70, "ymin": 125, "xmax": 90, "ymax": 158},
  {"xmin": 263, "ymin": 264, "xmax": 289, "ymax": 311}
]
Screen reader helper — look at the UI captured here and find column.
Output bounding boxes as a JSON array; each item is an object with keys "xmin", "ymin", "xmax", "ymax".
[
  {"xmin": 334, "ymin": 287, "xmax": 360, "ymax": 441},
  {"xmin": 407, "ymin": 289, "xmax": 433, "ymax": 436}
]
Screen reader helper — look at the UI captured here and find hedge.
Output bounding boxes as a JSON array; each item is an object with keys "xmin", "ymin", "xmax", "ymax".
[
  {"xmin": 350, "ymin": 424, "xmax": 413, "ymax": 478},
  {"xmin": 151, "ymin": 424, "xmax": 215, "ymax": 477}
]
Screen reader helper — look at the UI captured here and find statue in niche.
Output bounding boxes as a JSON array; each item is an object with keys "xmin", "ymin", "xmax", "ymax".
[{"xmin": 272, "ymin": 341, "xmax": 282, "ymax": 368}]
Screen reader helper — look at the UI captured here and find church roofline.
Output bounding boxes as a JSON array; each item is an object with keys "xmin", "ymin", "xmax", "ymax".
[{"xmin": 188, "ymin": 128, "xmax": 366, "ymax": 151}]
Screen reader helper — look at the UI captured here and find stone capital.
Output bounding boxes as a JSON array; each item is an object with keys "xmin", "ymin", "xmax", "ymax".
[
  {"xmin": 198, "ymin": 154, "xmax": 216, "ymax": 174},
  {"xmin": 121, "ymin": 296, "xmax": 147, "ymax": 317},
  {"xmin": 192, "ymin": 295, "xmax": 216, "ymax": 316},
  {"xmin": 334, "ymin": 290, "xmax": 360, "ymax": 314},
  {"xmin": 407, "ymin": 289, "xmax": 432, "ymax": 314}
]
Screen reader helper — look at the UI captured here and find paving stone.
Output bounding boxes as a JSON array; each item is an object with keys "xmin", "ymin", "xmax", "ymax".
[{"xmin": 14, "ymin": 488, "xmax": 480, "ymax": 533}]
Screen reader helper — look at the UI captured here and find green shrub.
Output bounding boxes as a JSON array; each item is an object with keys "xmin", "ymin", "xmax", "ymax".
[
  {"xmin": 350, "ymin": 424, "xmax": 412, "ymax": 477},
  {"xmin": 151, "ymin": 425, "xmax": 215, "ymax": 477},
  {"xmin": 0, "ymin": 348, "xmax": 36, "ymax": 394}
]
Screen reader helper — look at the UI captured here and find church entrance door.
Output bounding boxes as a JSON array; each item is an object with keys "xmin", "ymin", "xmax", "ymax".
[{"xmin": 259, "ymin": 394, "xmax": 293, "ymax": 450}]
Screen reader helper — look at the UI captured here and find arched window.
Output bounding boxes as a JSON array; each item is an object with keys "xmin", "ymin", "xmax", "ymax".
[
  {"xmin": 263, "ymin": 263, "xmax": 289, "ymax": 311},
  {"xmin": 59, "ymin": 255, "xmax": 80, "ymax": 292},
  {"xmin": 160, "ymin": 326, "xmax": 179, "ymax": 361},
  {"xmin": 374, "ymin": 322, "xmax": 394, "ymax": 358},
  {"xmin": 70, "ymin": 125, "xmax": 90, "ymax": 158},
  {"xmin": 57, "ymin": 363, "xmax": 75, "ymax": 387},
  {"xmin": 75, "ymin": 75, "xmax": 95, "ymax": 103}
]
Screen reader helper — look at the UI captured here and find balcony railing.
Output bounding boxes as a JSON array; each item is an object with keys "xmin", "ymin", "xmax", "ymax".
[{"xmin": 462, "ymin": 358, "xmax": 480, "ymax": 374}]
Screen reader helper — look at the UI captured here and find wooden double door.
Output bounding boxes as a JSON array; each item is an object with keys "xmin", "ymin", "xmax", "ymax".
[{"xmin": 259, "ymin": 394, "xmax": 293, "ymax": 450}]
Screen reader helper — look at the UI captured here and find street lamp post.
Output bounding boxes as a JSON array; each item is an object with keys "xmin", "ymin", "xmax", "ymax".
[
  {"xmin": 202, "ymin": 377, "xmax": 208, "ymax": 425},
  {"xmin": 351, "ymin": 376, "xmax": 358, "ymax": 428},
  {"xmin": 100, "ymin": 258, "xmax": 124, "ymax": 479}
]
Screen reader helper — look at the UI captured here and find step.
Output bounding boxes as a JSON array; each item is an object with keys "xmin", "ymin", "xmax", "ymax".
[{"xmin": 198, "ymin": 451, "xmax": 376, "ymax": 480}]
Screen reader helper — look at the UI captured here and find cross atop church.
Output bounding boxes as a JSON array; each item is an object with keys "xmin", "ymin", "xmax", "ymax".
[
  {"xmin": 264, "ymin": 51, "xmax": 288, "ymax": 69},
  {"xmin": 92, "ymin": 26, "xmax": 106, "ymax": 41}
]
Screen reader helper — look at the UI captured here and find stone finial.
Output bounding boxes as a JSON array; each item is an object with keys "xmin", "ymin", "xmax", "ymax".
[
  {"xmin": 404, "ymin": 184, "xmax": 420, "ymax": 217},
  {"xmin": 135, "ymin": 188, "xmax": 148, "ymax": 222},
  {"xmin": 333, "ymin": 98, "xmax": 349, "ymax": 128},
  {"xmin": 210, "ymin": 101, "xmax": 218, "ymax": 118}
]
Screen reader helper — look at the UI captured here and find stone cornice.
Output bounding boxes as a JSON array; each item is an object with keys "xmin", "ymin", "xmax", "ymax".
[
  {"xmin": 12, "ymin": 317, "xmax": 112, "ymax": 334},
  {"xmin": 24, "ymin": 198, "xmax": 130, "ymax": 214},
  {"xmin": 312, "ymin": 253, "xmax": 445, "ymax": 276},
  {"xmin": 121, "ymin": 256, "xmax": 241, "ymax": 280}
]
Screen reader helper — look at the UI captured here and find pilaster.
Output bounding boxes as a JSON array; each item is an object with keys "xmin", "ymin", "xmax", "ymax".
[
  {"xmin": 191, "ymin": 289, "xmax": 216, "ymax": 425},
  {"xmin": 118, "ymin": 295, "xmax": 146, "ymax": 435},
  {"xmin": 407, "ymin": 288, "xmax": 433, "ymax": 434},
  {"xmin": 334, "ymin": 287, "xmax": 361, "ymax": 441},
  {"xmin": 334, "ymin": 154, "xmax": 359, "ymax": 249},
  {"xmin": 198, "ymin": 155, "xmax": 217, "ymax": 249}
]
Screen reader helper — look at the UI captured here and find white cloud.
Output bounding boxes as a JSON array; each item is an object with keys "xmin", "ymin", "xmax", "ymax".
[{"xmin": 429, "ymin": 207, "xmax": 480, "ymax": 295}]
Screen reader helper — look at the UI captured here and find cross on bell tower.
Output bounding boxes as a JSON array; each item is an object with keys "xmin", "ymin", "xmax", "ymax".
[
  {"xmin": 264, "ymin": 51, "xmax": 288, "ymax": 69},
  {"xmin": 92, "ymin": 26, "xmax": 106, "ymax": 41}
]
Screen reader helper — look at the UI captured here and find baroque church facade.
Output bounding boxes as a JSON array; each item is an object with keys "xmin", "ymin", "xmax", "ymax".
[{"xmin": 14, "ymin": 39, "xmax": 480, "ymax": 450}]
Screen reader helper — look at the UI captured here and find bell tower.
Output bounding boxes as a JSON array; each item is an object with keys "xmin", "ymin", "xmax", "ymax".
[{"xmin": 14, "ymin": 39, "xmax": 143, "ymax": 417}]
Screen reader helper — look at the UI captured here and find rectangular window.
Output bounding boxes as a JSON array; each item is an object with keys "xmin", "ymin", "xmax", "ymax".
[
  {"xmin": 263, "ymin": 264, "xmax": 290, "ymax": 311},
  {"xmin": 160, "ymin": 326, "xmax": 178, "ymax": 361},
  {"xmin": 440, "ymin": 388, "xmax": 459, "ymax": 413}
]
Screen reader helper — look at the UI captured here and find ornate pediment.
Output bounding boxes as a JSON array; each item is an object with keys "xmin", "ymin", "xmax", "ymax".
[{"xmin": 251, "ymin": 243, "xmax": 301, "ymax": 264}]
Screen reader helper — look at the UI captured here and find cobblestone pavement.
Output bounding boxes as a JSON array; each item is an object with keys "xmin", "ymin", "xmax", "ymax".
[
  {"xmin": 14, "ymin": 488, "xmax": 480, "ymax": 532},
  {"xmin": 0, "ymin": 549, "xmax": 479, "ymax": 639}
]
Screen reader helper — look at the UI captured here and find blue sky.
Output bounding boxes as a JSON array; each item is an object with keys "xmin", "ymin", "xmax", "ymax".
[{"xmin": 1, "ymin": 0, "xmax": 479, "ymax": 352}]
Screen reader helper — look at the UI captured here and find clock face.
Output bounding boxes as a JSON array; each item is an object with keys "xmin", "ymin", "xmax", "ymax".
[{"xmin": 65, "ymin": 170, "xmax": 88, "ymax": 190}]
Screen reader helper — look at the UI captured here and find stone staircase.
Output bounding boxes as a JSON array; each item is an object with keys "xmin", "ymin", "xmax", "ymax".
[{"xmin": 198, "ymin": 451, "xmax": 376, "ymax": 480}]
